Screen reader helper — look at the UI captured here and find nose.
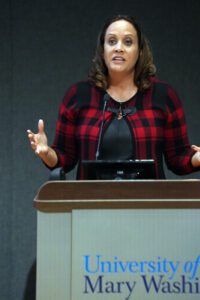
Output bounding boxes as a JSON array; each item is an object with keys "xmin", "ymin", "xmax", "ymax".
[{"xmin": 115, "ymin": 41, "xmax": 124, "ymax": 52}]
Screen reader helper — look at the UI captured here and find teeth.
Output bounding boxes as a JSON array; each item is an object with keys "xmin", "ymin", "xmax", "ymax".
[{"xmin": 114, "ymin": 58, "xmax": 124, "ymax": 61}]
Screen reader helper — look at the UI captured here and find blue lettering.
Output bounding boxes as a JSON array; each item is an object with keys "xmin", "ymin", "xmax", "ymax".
[
  {"xmin": 129, "ymin": 261, "xmax": 138, "ymax": 273},
  {"xmin": 101, "ymin": 261, "xmax": 112, "ymax": 273},
  {"xmin": 118, "ymin": 261, "xmax": 129, "ymax": 272},
  {"xmin": 184, "ymin": 261, "xmax": 193, "ymax": 274},
  {"xmin": 85, "ymin": 255, "xmax": 100, "ymax": 274},
  {"xmin": 147, "ymin": 261, "xmax": 156, "ymax": 273},
  {"xmin": 189, "ymin": 256, "xmax": 200, "ymax": 280}
]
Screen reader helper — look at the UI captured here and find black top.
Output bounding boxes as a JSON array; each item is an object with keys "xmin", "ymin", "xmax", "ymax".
[{"xmin": 100, "ymin": 102, "xmax": 135, "ymax": 160}]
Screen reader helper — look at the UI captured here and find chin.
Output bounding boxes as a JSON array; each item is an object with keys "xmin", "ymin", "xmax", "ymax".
[{"xmin": 110, "ymin": 65, "xmax": 126, "ymax": 72}]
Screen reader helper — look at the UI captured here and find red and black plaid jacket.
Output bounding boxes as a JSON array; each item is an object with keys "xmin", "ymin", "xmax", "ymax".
[{"xmin": 51, "ymin": 78, "xmax": 197, "ymax": 179}]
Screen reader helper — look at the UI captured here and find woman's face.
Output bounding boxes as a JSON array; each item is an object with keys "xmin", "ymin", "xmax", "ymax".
[{"xmin": 103, "ymin": 20, "xmax": 140, "ymax": 78}]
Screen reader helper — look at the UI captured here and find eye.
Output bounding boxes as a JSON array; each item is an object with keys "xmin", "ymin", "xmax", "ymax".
[
  {"xmin": 124, "ymin": 38, "xmax": 133, "ymax": 46},
  {"xmin": 108, "ymin": 38, "xmax": 117, "ymax": 45}
]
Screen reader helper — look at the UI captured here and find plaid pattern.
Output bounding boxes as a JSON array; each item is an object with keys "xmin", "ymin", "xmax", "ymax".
[{"xmin": 52, "ymin": 78, "xmax": 196, "ymax": 179}]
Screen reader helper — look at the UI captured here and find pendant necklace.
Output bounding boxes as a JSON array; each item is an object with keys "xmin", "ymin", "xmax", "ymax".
[{"xmin": 117, "ymin": 102, "xmax": 123, "ymax": 120}]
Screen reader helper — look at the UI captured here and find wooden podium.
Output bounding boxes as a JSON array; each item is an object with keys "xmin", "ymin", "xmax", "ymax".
[{"xmin": 34, "ymin": 180, "xmax": 200, "ymax": 300}]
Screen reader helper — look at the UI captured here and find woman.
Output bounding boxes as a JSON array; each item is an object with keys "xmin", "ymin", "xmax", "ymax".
[{"xmin": 27, "ymin": 15, "xmax": 200, "ymax": 179}]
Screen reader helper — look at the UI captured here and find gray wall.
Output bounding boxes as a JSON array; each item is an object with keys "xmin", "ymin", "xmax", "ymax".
[{"xmin": 1, "ymin": 0, "xmax": 200, "ymax": 299}]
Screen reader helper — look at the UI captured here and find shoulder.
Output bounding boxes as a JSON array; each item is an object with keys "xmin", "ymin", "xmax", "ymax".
[
  {"xmin": 62, "ymin": 80, "xmax": 92, "ymax": 107},
  {"xmin": 150, "ymin": 77, "xmax": 177, "ymax": 95},
  {"xmin": 149, "ymin": 77, "xmax": 183, "ymax": 113},
  {"xmin": 62, "ymin": 80, "xmax": 103, "ymax": 109}
]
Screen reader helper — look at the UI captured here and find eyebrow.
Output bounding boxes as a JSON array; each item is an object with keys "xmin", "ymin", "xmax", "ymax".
[{"xmin": 106, "ymin": 33, "xmax": 136, "ymax": 37}]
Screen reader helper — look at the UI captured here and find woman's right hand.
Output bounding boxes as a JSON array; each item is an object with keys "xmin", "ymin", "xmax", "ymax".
[{"xmin": 27, "ymin": 119, "xmax": 48, "ymax": 157}]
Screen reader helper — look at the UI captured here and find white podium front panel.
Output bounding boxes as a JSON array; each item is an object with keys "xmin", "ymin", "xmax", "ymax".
[
  {"xmin": 35, "ymin": 181, "xmax": 200, "ymax": 300},
  {"xmin": 36, "ymin": 212, "xmax": 72, "ymax": 300},
  {"xmin": 71, "ymin": 209, "xmax": 200, "ymax": 300}
]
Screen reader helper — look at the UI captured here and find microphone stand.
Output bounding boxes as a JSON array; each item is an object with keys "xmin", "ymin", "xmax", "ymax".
[{"xmin": 95, "ymin": 93, "xmax": 110, "ymax": 160}]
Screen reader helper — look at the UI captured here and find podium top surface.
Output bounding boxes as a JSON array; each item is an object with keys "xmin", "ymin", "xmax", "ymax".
[{"xmin": 34, "ymin": 180, "xmax": 200, "ymax": 212}]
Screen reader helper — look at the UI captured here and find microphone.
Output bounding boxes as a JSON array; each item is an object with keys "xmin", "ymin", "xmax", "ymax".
[{"xmin": 95, "ymin": 93, "xmax": 110, "ymax": 160}]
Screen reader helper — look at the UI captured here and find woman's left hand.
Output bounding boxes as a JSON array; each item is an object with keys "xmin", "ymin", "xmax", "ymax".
[
  {"xmin": 191, "ymin": 145, "xmax": 200, "ymax": 167},
  {"xmin": 192, "ymin": 145, "xmax": 200, "ymax": 152}
]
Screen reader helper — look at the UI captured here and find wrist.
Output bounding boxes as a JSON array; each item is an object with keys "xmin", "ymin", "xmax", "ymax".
[{"xmin": 41, "ymin": 146, "xmax": 58, "ymax": 168}]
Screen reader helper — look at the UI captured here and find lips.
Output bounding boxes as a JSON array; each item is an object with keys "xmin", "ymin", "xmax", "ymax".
[{"xmin": 112, "ymin": 56, "xmax": 125, "ymax": 61}]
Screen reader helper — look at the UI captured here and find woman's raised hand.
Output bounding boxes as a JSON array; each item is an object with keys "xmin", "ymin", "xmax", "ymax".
[
  {"xmin": 27, "ymin": 119, "xmax": 58, "ymax": 167},
  {"xmin": 27, "ymin": 119, "xmax": 48, "ymax": 156}
]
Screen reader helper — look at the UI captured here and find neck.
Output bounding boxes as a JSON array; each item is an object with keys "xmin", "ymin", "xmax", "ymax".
[
  {"xmin": 108, "ymin": 71, "xmax": 135, "ymax": 88},
  {"xmin": 107, "ymin": 72, "xmax": 138, "ymax": 102}
]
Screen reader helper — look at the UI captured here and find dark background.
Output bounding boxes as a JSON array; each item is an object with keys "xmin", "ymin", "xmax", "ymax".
[{"xmin": 1, "ymin": 0, "xmax": 200, "ymax": 299}]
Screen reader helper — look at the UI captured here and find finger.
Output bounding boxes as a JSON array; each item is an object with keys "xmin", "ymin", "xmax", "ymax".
[
  {"xmin": 38, "ymin": 119, "xmax": 44, "ymax": 134},
  {"xmin": 28, "ymin": 133, "xmax": 35, "ymax": 142},
  {"xmin": 27, "ymin": 129, "xmax": 35, "ymax": 137},
  {"xmin": 35, "ymin": 146, "xmax": 43, "ymax": 155},
  {"xmin": 191, "ymin": 145, "xmax": 200, "ymax": 151},
  {"xmin": 30, "ymin": 141, "xmax": 37, "ymax": 151}
]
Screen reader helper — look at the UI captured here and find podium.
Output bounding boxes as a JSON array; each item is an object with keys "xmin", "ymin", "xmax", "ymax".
[{"xmin": 34, "ymin": 180, "xmax": 200, "ymax": 300}]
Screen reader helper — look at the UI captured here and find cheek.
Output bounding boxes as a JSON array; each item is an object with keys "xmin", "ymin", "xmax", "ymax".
[
  {"xmin": 103, "ymin": 48, "xmax": 110, "ymax": 65},
  {"xmin": 130, "ymin": 49, "xmax": 140, "ymax": 61},
  {"xmin": 103, "ymin": 52, "xmax": 107, "ymax": 65}
]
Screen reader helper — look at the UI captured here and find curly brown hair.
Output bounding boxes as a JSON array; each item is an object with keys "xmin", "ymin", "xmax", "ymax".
[{"xmin": 88, "ymin": 15, "xmax": 156, "ymax": 93}]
